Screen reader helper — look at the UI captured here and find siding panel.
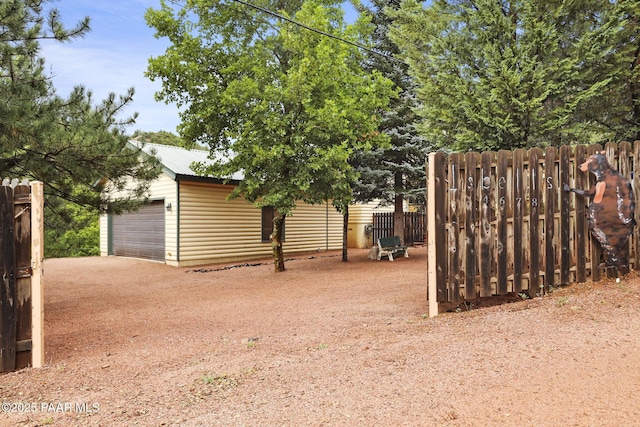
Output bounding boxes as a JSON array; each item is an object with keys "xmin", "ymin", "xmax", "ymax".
[
  {"xmin": 178, "ymin": 182, "xmax": 343, "ymax": 265},
  {"xmin": 347, "ymin": 200, "xmax": 394, "ymax": 248},
  {"xmin": 150, "ymin": 175, "xmax": 178, "ymax": 263},
  {"xmin": 100, "ymin": 174, "xmax": 178, "ymax": 263},
  {"xmin": 99, "ymin": 215, "xmax": 108, "ymax": 256}
]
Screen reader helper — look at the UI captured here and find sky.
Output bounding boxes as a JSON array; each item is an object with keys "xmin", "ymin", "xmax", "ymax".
[
  {"xmin": 40, "ymin": 1, "xmax": 181, "ymax": 134},
  {"xmin": 39, "ymin": 0, "xmax": 361, "ymax": 135}
]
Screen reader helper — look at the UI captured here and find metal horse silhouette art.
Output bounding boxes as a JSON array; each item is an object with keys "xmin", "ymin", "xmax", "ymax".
[{"xmin": 564, "ymin": 151, "xmax": 636, "ymax": 273}]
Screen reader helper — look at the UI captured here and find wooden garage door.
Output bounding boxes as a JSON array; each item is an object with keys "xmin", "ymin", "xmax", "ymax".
[{"xmin": 112, "ymin": 200, "xmax": 165, "ymax": 262}]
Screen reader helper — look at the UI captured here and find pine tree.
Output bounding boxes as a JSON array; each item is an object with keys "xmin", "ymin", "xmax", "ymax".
[
  {"xmin": 389, "ymin": 0, "xmax": 636, "ymax": 150},
  {"xmin": 0, "ymin": 0, "xmax": 160, "ymax": 216},
  {"xmin": 573, "ymin": 0, "xmax": 640, "ymax": 141},
  {"xmin": 351, "ymin": 0, "xmax": 430, "ymax": 243}
]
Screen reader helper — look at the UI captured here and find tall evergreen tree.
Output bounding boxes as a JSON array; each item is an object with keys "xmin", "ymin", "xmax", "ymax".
[
  {"xmin": 389, "ymin": 0, "xmax": 635, "ymax": 151},
  {"xmin": 351, "ymin": 0, "xmax": 430, "ymax": 243},
  {"xmin": 574, "ymin": 0, "xmax": 640, "ymax": 141},
  {"xmin": 0, "ymin": 0, "xmax": 161, "ymax": 216}
]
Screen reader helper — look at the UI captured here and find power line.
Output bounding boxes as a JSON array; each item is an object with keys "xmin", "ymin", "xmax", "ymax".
[
  {"xmin": 165, "ymin": 0, "xmax": 400, "ymax": 62},
  {"xmin": 232, "ymin": 0, "xmax": 395, "ymax": 60}
]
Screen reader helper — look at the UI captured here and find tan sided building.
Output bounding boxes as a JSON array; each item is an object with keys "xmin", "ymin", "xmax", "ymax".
[{"xmin": 100, "ymin": 142, "xmax": 389, "ymax": 266}]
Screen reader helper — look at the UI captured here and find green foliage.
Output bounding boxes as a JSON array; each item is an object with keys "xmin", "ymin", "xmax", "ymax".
[
  {"xmin": 45, "ymin": 201, "xmax": 99, "ymax": 258},
  {"xmin": 146, "ymin": 0, "xmax": 395, "ymax": 269},
  {"xmin": 0, "ymin": 1, "xmax": 163, "ymax": 257},
  {"xmin": 575, "ymin": 0, "xmax": 640, "ymax": 142},
  {"xmin": 389, "ymin": 0, "xmax": 640, "ymax": 151},
  {"xmin": 0, "ymin": 0, "xmax": 161, "ymax": 215},
  {"xmin": 131, "ymin": 130, "xmax": 194, "ymax": 148}
]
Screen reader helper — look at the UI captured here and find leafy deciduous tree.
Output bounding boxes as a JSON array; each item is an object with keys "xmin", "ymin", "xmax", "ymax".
[
  {"xmin": 146, "ymin": 0, "xmax": 395, "ymax": 271},
  {"xmin": 45, "ymin": 199, "xmax": 99, "ymax": 257},
  {"xmin": 131, "ymin": 130, "xmax": 193, "ymax": 148}
]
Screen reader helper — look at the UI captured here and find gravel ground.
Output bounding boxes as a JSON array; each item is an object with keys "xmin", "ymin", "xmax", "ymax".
[{"xmin": 1, "ymin": 247, "xmax": 640, "ymax": 426}]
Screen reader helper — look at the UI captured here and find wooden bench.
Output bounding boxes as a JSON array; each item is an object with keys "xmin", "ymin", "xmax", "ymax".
[{"xmin": 377, "ymin": 236, "xmax": 409, "ymax": 261}]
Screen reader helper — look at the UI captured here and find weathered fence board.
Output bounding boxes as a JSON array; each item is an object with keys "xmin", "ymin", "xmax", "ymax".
[
  {"xmin": 479, "ymin": 151, "xmax": 493, "ymax": 297},
  {"xmin": 544, "ymin": 147, "xmax": 556, "ymax": 290},
  {"xmin": 586, "ymin": 145, "xmax": 604, "ymax": 282},
  {"xmin": 427, "ymin": 151, "xmax": 447, "ymax": 303},
  {"xmin": 574, "ymin": 145, "xmax": 587, "ymax": 282},
  {"xmin": 14, "ymin": 184, "xmax": 32, "ymax": 369},
  {"xmin": 559, "ymin": 145, "xmax": 571, "ymax": 285},
  {"xmin": 426, "ymin": 142, "xmax": 639, "ymax": 316},
  {"xmin": 448, "ymin": 153, "xmax": 462, "ymax": 302},
  {"xmin": 528, "ymin": 147, "xmax": 542, "ymax": 297},
  {"xmin": 0, "ymin": 180, "xmax": 44, "ymax": 372},
  {"xmin": 464, "ymin": 152, "xmax": 479, "ymax": 299},
  {"xmin": 635, "ymin": 142, "xmax": 640, "ymax": 269},
  {"xmin": 497, "ymin": 150, "xmax": 509, "ymax": 295},
  {"xmin": 0, "ymin": 184, "xmax": 17, "ymax": 372},
  {"xmin": 512, "ymin": 149, "xmax": 525, "ymax": 293}
]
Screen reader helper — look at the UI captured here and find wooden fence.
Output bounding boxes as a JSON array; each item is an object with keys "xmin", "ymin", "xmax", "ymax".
[
  {"xmin": 426, "ymin": 142, "xmax": 640, "ymax": 317},
  {"xmin": 0, "ymin": 180, "xmax": 44, "ymax": 372},
  {"xmin": 373, "ymin": 212, "xmax": 426, "ymax": 245}
]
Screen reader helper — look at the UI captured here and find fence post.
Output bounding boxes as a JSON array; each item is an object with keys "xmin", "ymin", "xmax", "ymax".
[
  {"xmin": 31, "ymin": 182, "xmax": 44, "ymax": 368},
  {"xmin": 427, "ymin": 153, "xmax": 438, "ymax": 316},
  {"xmin": 427, "ymin": 152, "xmax": 447, "ymax": 317}
]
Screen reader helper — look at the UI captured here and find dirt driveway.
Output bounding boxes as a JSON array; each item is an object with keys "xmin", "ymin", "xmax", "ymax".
[{"xmin": 2, "ymin": 247, "xmax": 640, "ymax": 426}]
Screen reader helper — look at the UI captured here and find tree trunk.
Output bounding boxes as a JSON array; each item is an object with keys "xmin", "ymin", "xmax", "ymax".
[
  {"xmin": 394, "ymin": 193, "xmax": 405, "ymax": 245},
  {"xmin": 342, "ymin": 207, "xmax": 349, "ymax": 262},
  {"xmin": 271, "ymin": 212, "xmax": 286, "ymax": 272}
]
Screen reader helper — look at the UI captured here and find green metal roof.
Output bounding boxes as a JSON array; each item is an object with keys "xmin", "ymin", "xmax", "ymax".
[{"xmin": 131, "ymin": 141, "xmax": 244, "ymax": 182}]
